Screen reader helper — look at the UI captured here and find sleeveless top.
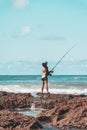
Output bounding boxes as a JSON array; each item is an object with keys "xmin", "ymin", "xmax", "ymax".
[{"xmin": 41, "ymin": 67, "xmax": 46, "ymax": 79}]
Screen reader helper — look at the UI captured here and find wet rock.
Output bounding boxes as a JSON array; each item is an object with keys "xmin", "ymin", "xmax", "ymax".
[
  {"xmin": 0, "ymin": 105, "xmax": 4, "ymax": 110},
  {"xmin": 37, "ymin": 94, "xmax": 87, "ymax": 129},
  {"xmin": 36, "ymin": 93, "xmax": 79, "ymax": 109},
  {"xmin": 0, "ymin": 91, "xmax": 87, "ymax": 129},
  {"xmin": 0, "ymin": 110, "xmax": 43, "ymax": 130},
  {"xmin": 0, "ymin": 91, "xmax": 34, "ymax": 110}
]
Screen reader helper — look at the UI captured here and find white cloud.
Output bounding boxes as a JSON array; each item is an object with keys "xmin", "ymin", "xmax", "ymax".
[
  {"xmin": 13, "ymin": 0, "xmax": 29, "ymax": 9},
  {"xmin": 20, "ymin": 26, "xmax": 31, "ymax": 36},
  {"xmin": 12, "ymin": 26, "xmax": 31, "ymax": 38}
]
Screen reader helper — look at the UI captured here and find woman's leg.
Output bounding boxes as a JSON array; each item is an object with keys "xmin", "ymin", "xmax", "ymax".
[
  {"xmin": 45, "ymin": 80, "xmax": 49, "ymax": 93},
  {"xmin": 41, "ymin": 80, "xmax": 45, "ymax": 94}
]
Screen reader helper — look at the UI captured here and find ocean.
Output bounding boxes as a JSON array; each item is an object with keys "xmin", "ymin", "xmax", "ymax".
[
  {"xmin": 0, "ymin": 75, "xmax": 87, "ymax": 95},
  {"xmin": 0, "ymin": 75, "xmax": 86, "ymax": 130}
]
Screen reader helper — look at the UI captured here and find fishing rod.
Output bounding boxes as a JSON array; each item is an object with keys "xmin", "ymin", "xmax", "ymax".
[{"xmin": 50, "ymin": 43, "xmax": 78, "ymax": 72}]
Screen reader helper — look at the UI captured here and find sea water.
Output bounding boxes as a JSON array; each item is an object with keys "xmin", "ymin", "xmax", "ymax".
[
  {"xmin": 0, "ymin": 75, "xmax": 87, "ymax": 130},
  {"xmin": 0, "ymin": 75, "xmax": 87, "ymax": 95}
]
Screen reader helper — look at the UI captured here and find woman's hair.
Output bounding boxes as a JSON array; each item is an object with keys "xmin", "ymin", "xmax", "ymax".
[
  {"xmin": 42, "ymin": 62, "xmax": 47, "ymax": 67},
  {"xmin": 44, "ymin": 61, "xmax": 48, "ymax": 64}
]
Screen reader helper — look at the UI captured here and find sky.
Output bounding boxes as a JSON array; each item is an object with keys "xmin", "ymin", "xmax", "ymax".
[{"xmin": 0, "ymin": 0, "xmax": 87, "ymax": 75}]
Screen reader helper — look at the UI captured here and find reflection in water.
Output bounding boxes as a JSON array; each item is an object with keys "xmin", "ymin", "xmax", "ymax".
[
  {"xmin": 13, "ymin": 95, "xmax": 86, "ymax": 130},
  {"xmin": 14, "ymin": 108, "xmax": 86, "ymax": 130},
  {"xmin": 43, "ymin": 125, "xmax": 58, "ymax": 130}
]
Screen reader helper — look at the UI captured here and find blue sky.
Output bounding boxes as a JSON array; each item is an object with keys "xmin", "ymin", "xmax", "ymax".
[{"xmin": 0, "ymin": 0, "xmax": 87, "ymax": 75}]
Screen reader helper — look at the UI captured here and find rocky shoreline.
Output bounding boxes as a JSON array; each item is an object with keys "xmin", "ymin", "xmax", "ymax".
[{"xmin": 0, "ymin": 91, "xmax": 87, "ymax": 130}]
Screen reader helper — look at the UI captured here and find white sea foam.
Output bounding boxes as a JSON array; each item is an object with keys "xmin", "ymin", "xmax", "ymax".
[
  {"xmin": 50, "ymin": 88, "xmax": 87, "ymax": 95},
  {"xmin": 0, "ymin": 84, "xmax": 87, "ymax": 95},
  {"xmin": 0, "ymin": 84, "xmax": 41, "ymax": 93}
]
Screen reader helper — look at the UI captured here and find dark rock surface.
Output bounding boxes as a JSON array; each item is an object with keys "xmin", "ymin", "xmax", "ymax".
[
  {"xmin": 0, "ymin": 91, "xmax": 34, "ymax": 110},
  {"xmin": 0, "ymin": 91, "xmax": 87, "ymax": 129},
  {"xmin": 0, "ymin": 110, "xmax": 43, "ymax": 130},
  {"xmin": 37, "ymin": 93, "xmax": 87, "ymax": 129},
  {"xmin": 35, "ymin": 92, "xmax": 83, "ymax": 109}
]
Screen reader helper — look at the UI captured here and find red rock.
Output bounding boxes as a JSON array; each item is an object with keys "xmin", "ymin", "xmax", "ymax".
[
  {"xmin": 0, "ymin": 110, "xmax": 43, "ymax": 130},
  {"xmin": 37, "ymin": 95, "xmax": 87, "ymax": 129},
  {"xmin": 1, "ymin": 91, "xmax": 87, "ymax": 129},
  {"xmin": 0, "ymin": 91, "xmax": 34, "ymax": 109}
]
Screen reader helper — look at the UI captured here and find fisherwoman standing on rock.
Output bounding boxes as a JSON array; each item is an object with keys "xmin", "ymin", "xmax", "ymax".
[
  {"xmin": 41, "ymin": 62, "xmax": 53, "ymax": 94},
  {"xmin": 41, "ymin": 43, "xmax": 78, "ymax": 94}
]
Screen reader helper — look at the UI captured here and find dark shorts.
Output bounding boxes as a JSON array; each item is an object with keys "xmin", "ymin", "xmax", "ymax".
[{"xmin": 41, "ymin": 77, "xmax": 48, "ymax": 81}]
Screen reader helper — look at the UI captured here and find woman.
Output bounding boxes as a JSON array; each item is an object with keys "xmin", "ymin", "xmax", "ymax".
[{"xmin": 41, "ymin": 62, "xmax": 53, "ymax": 94}]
